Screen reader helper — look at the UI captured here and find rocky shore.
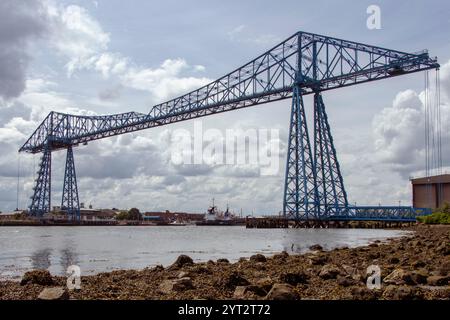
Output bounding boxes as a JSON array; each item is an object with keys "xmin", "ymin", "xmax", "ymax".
[{"xmin": 0, "ymin": 224, "xmax": 448, "ymax": 300}]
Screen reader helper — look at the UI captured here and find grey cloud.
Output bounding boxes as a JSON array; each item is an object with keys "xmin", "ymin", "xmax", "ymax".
[
  {"xmin": 0, "ymin": 0, "xmax": 49, "ymax": 99},
  {"xmin": 0, "ymin": 102, "xmax": 32, "ymax": 126},
  {"xmin": 98, "ymin": 85, "xmax": 122, "ymax": 101}
]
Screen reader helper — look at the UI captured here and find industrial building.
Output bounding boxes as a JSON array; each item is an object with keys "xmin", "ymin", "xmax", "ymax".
[{"xmin": 411, "ymin": 174, "xmax": 450, "ymax": 209}]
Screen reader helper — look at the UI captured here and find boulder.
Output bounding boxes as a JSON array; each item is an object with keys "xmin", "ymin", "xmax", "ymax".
[
  {"xmin": 38, "ymin": 287, "xmax": 69, "ymax": 300},
  {"xmin": 309, "ymin": 244, "xmax": 323, "ymax": 251},
  {"xmin": 20, "ymin": 270, "xmax": 54, "ymax": 286},
  {"xmin": 217, "ymin": 258, "xmax": 230, "ymax": 264},
  {"xmin": 249, "ymin": 254, "xmax": 267, "ymax": 263},
  {"xmin": 388, "ymin": 257, "xmax": 400, "ymax": 264},
  {"xmin": 383, "ymin": 269, "xmax": 414, "ymax": 285},
  {"xmin": 279, "ymin": 271, "xmax": 308, "ymax": 285},
  {"xmin": 350, "ymin": 287, "xmax": 377, "ymax": 300},
  {"xmin": 319, "ymin": 264, "xmax": 341, "ymax": 280},
  {"xmin": 265, "ymin": 283, "xmax": 298, "ymax": 300},
  {"xmin": 337, "ymin": 275, "xmax": 358, "ymax": 287},
  {"xmin": 171, "ymin": 255, "xmax": 193, "ymax": 269},
  {"xmin": 177, "ymin": 271, "xmax": 190, "ymax": 279},
  {"xmin": 426, "ymin": 275, "xmax": 449, "ymax": 286},
  {"xmin": 411, "ymin": 269, "xmax": 428, "ymax": 284},
  {"xmin": 221, "ymin": 272, "xmax": 250, "ymax": 289},
  {"xmin": 381, "ymin": 285, "xmax": 422, "ymax": 300},
  {"xmin": 159, "ymin": 277, "xmax": 194, "ymax": 294},
  {"xmin": 255, "ymin": 277, "xmax": 274, "ymax": 292},
  {"xmin": 308, "ymin": 254, "xmax": 329, "ymax": 266},
  {"xmin": 438, "ymin": 261, "xmax": 450, "ymax": 276},
  {"xmin": 412, "ymin": 260, "xmax": 426, "ymax": 269},
  {"xmin": 272, "ymin": 251, "xmax": 289, "ymax": 260},
  {"xmin": 233, "ymin": 285, "xmax": 266, "ymax": 299}
]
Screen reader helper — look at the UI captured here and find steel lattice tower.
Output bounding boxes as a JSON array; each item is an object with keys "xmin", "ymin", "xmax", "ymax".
[
  {"xmin": 283, "ymin": 85, "xmax": 318, "ymax": 220},
  {"xmin": 313, "ymin": 93, "xmax": 348, "ymax": 217},
  {"xmin": 61, "ymin": 146, "xmax": 80, "ymax": 219},
  {"xmin": 29, "ymin": 145, "xmax": 51, "ymax": 216}
]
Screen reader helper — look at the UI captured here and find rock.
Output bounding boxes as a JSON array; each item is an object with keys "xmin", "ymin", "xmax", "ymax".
[
  {"xmin": 368, "ymin": 251, "xmax": 380, "ymax": 259},
  {"xmin": 426, "ymin": 275, "xmax": 449, "ymax": 286},
  {"xmin": 250, "ymin": 254, "xmax": 267, "ymax": 263},
  {"xmin": 38, "ymin": 287, "xmax": 69, "ymax": 300},
  {"xmin": 309, "ymin": 244, "xmax": 323, "ymax": 251},
  {"xmin": 279, "ymin": 271, "xmax": 308, "ymax": 285},
  {"xmin": 255, "ymin": 277, "xmax": 274, "ymax": 292},
  {"xmin": 388, "ymin": 257, "xmax": 400, "ymax": 264},
  {"xmin": 233, "ymin": 285, "xmax": 266, "ymax": 299},
  {"xmin": 272, "ymin": 251, "xmax": 289, "ymax": 260},
  {"xmin": 438, "ymin": 261, "xmax": 450, "ymax": 276},
  {"xmin": 238, "ymin": 257, "xmax": 247, "ymax": 263},
  {"xmin": 337, "ymin": 275, "xmax": 357, "ymax": 287},
  {"xmin": 319, "ymin": 264, "xmax": 341, "ymax": 280},
  {"xmin": 217, "ymin": 258, "xmax": 229, "ymax": 264},
  {"xmin": 412, "ymin": 260, "xmax": 426, "ymax": 269},
  {"xmin": 381, "ymin": 285, "xmax": 423, "ymax": 300},
  {"xmin": 20, "ymin": 270, "xmax": 54, "ymax": 286},
  {"xmin": 177, "ymin": 271, "xmax": 189, "ymax": 279},
  {"xmin": 265, "ymin": 283, "xmax": 298, "ymax": 300},
  {"xmin": 350, "ymin": 287, "xmax": 377, "ymax": 300},
  {"xmin": 368, "ymin": 243, "xmax": 378, "ymax": 248},
  {"xmin": 308, "ymin": 254, "xmax": 329, "ymax": 266},
  {"xmin": 159, "ymin": 277, "xmax": 194, "ymax": 294},
  {"xmin": 221, "ymin": 272, "xmax": 250, "ymax": 289},
  {"xmin": 383, "ymin": 269, "xmax": 414, "ymax": 285},
  {"xmin": 171, "ymin": 255, "xmax": 194, "ymax": 268},
  {"xmin": 436, "ymin": 243, "xmax": 449, "ymax": 255},
  {"xmin": 411, "ymin": 270, "xmax": 428, "ymax": 284}
]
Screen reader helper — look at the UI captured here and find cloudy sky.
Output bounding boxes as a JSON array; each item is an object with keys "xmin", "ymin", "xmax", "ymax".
[{"xmin": 0, "ymin": 0, "xmax": 449, "ymax": 214}]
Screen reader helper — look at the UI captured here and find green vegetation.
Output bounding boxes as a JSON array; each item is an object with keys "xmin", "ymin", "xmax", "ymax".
[
  {"xmin": 115, "ymin": 208, "xmax": 142, "ymax": 221},
  {"xmin": 417, "ymin": 203, "xmax": 450, "ymax": 224}
]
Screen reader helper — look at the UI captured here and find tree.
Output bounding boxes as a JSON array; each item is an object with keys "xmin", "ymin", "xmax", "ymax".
[{"xmin": 128, "ymin": 208, "xmax": 142, "ymax": 221}]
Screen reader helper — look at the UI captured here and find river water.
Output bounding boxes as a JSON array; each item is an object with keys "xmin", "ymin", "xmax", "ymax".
[{"xmin": 0, "ymin": 226, "xmax": 410, "ymax": 280}]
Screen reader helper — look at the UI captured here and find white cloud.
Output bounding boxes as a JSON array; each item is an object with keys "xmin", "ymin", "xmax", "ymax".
[
  {"xmin": 227, "ymin": 25, "xmax": 281, "ymax": 45},
  {"xmin": 122, "ymin": 59, "xmax": 210, "ymax": 101}
]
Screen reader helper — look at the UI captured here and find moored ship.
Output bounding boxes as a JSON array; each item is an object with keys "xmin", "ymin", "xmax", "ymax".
[{"xmin": 195, "ymin": 199, "xmax": 236, "ymax": 226}]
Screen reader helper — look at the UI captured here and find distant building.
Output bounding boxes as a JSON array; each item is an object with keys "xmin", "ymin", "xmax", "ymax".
[
  {"xmin": 0, "ymin": 210, "xmax": 24, "ymax": 220},
  {"xmin": 143, "ymin": 211, "xmax": 204, "ymax": 222},
  {"xmin": 411, "ymin": 174, "xmax": 450, "ymax": 209},
  {"xmin": 80, "ymin": 208, "xmax": 117, "ymax": 221}
]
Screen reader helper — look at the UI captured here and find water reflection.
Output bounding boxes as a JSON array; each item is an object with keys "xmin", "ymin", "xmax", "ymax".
[
  {"xmin": 31, "ymin": 248, "xmax": 52, "ymax": 270},
  {"xmin": 59, "ymin": 247, "xmax": 78, "ymax": 274}
]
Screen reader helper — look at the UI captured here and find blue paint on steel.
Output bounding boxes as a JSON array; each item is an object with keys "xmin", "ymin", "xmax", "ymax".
[
  {"xmin": 29, "ymin": 144, "xmax": 51, "ymax": 216},
  {"xmin": 18, "ymin": 31, "xmax": 439, "ymax": 221},
  {"xmin": 61, "ymin": 146, "xmax": 80, "ymax": 220}
]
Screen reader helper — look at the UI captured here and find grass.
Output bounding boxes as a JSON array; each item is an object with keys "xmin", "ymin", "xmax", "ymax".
[{"xmin": 417, "ymin": 203, "xmax": 450, "ymax": 224}]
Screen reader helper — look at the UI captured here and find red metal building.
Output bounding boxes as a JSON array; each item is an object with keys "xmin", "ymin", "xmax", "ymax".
[{"xmin": 411, "ymin": 174, "xmax": 450, "ymax": 209}]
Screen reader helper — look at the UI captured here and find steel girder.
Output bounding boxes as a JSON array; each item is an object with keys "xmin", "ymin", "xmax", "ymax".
[
  {"xmin": 29, "ymin": 145, "xmax": 52, "ymax": 216},
  {"xmin": 313, "ymin": 93, "xmax": 348, "ymax": 216},
  {"xmin": 19, "ymin": 31, "xmax": 439, "ymax": 154},
  {"xmin": 18, "ymin": 31, "xmax": 440, "ymax": 221},
  {"xmin": 61, "ymin": 146, "xmax": 80, "ymax": 219},
  {"xmin": 283, "ymin": 85, "xmax": 318, "ymax": 220}
]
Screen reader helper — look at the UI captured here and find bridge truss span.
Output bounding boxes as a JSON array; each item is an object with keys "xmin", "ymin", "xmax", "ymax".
[{"xmin": 18, "ymin": 31, "xmax": 439, "ymax": 221}]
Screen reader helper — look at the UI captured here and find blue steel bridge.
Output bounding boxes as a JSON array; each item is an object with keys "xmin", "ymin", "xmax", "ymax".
[{"xmin": 19, "ymin": 31, "xmax": 439, "ymax": 222}]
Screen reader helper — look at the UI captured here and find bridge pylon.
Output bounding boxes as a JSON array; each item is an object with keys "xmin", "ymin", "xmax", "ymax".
[
  {"xmin": 283, "ymin": 85, "xmax": 318, "ymax": 220},
  {"xmin": 29, "ymin": 144, "xmax": 52, "ymax": 216},
  {"xmin": 61, "ymin": 146, "xmax": 80, "ymax": 220},
  {"xmin": 313, "ymin": 92, "xmax": 348, "ymax": 217}
]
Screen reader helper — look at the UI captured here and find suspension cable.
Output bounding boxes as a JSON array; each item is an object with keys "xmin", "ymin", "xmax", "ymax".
[{"xmin": 16, "ymin": 153, "xmax": 20, "ymax": 211}]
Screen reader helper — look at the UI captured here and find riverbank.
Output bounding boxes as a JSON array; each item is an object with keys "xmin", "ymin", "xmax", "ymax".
[{"xmin": 0, "ymin": 224, "xmax": 448, "ymax": 300}]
